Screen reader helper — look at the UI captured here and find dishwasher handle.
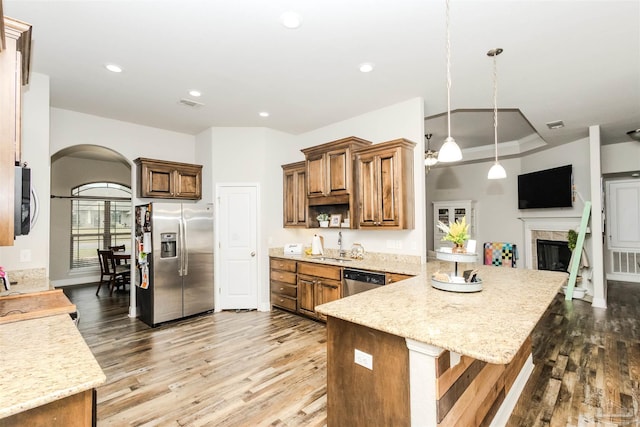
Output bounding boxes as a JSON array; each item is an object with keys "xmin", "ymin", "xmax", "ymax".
[{"xmin": 343, "ymin": 268, "xmax": 386, "ymax": 285}]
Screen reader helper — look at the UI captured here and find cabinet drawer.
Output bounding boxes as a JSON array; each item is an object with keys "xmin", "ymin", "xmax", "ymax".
[
  {"xmin": 386, "ymin": 272, "xmax": 414, "ymax": 284},
  {"xmin": 270, "ymin": 282, "xmax": 297, "ymax": 298},
  {"xmin": 270, "ymin": 258, "xmax": 297, "ymax": 273},
  {"xmin": 271, "ymin": 293, "xmax": 297, "ymax": 312},
  {"xmin": 298, "ymin": 262, "xmax": 342, "ymax": 281},
  {"xmin": 270, "ymin": 269, "xmax": 297, "ymax": 285}
]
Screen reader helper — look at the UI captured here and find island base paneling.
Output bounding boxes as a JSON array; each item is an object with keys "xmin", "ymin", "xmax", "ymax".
[
  {"xmin": 327, "ymin": 316, "xmax": 410, "ymax": 427},
  {"xmin": 325, "ymin": 315, "xmax": 533, "ymax": 427},
  {"xmin": 0, "ymin": 389, "xmax": 95, "ymax": 427}
]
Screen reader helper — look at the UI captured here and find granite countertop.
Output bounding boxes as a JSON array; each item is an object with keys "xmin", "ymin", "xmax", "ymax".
[
  {"xmin": 0, "ymin": 269, "xmax": 106, "ymax": 419},
  {"xmin": 269, "ymin": 247, "xmax": 423, "ymax": 276},
  {"xmin": 316, "ymin": 262, "xmax": 567, "ymax": 365}
]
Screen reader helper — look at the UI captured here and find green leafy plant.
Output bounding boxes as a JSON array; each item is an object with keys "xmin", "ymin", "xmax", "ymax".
[
  {"xmin": 437, "ymin": 216, "xmax": 470, "ymax": 245},
  {"xmin": 316, "ymin": 213, "xmax": 330, "ymax": 222},
  {"xmin": 567, "ymin": 229, "xmax": 578, "ymax": 251}
]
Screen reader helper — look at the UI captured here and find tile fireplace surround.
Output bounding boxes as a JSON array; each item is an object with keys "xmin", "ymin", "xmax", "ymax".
[{"xmin": 521, "ymin": 217, "xmax": 582, "ymax": 270}]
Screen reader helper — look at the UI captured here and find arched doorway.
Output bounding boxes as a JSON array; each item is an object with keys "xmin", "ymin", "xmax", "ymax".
[{"xmin": 50, "ymin": 145, "xmax": 132, "ymax": 287}]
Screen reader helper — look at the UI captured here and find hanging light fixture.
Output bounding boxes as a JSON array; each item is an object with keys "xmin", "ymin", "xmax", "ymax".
[
  {"xmin": 425, "ymin": 133, "xmax": 438, "ymax": 169},
  {"xmin": 487, "ymin": 48, "xmax": 507, "ymax": 180},
  {"xmin": 438, "ymin": 0, "xmax": 462, "ymax": 163}
]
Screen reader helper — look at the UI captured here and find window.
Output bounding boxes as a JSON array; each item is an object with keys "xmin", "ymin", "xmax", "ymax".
[{"xmin": 70, "ymin": 182, "xmax": 131, "ymax": 270}]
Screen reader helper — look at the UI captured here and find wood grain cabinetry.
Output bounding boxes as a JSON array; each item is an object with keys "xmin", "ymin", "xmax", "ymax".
[
  {"xmin": 386, "ymin": 272, "xmax": 414, "ymax": 284},
  {"xmin": 302, "ymin": 136, "xmax": 372, "ymax": 228},
  {"xmin": 282, "ymin": 161, "xmax": 307, "ymax": 227},
  {"xmin": 297, "ymin": 261, "xmax": 342, "ymax": 321},
  {"xmin": 354, "ymin": 138, "xmax": 415, "ymax": 229},
  {"xmin": 0, "ymin": 15, "xmax": 31, "ymax": 246},
  {"xmin": 134, "ymin": 157, "xmax": 202, "ymax": 200},
  {"xmin": 269, "ymin": 258, "xmax": 298, "ymax": 312},
  {"xmin": 0, "ymin": 389, "xmax": 96, "ymax": 427}
]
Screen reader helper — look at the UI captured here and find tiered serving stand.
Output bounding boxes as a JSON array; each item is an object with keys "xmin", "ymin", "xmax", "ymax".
[{"xmin": 431, "ymin": 250, "xmax": 483, "ymax": 293}]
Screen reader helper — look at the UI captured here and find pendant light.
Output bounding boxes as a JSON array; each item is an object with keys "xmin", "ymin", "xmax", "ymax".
[
  {"xmin": 438, "ymin": 0, "xmax": 462, "ymax": 163},
  {"xmin": 425, "ymin": 133, "xmax": 438, "ymax": 169},
  {"xmin": 487, "ymin": 48, "xmax": 507, "ymax": 180}
]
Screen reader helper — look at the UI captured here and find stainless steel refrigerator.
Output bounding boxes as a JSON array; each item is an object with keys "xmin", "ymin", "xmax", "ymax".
[{"xmin": 136, "ymin": 202, "xmax": 214, "ymax": 327}]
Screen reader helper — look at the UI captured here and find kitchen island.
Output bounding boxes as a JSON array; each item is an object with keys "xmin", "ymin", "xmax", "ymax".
[
  {"xmin": 316, "ymin": 262, "xmax": 567, "ymax": 427},
  {"xmin": 0, "ymin": 271, "xmax": 106, "ymax": 426}
]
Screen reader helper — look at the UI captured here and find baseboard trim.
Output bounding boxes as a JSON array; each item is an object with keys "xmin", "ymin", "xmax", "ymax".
[{"xmin": 52, "ymin": 275, "xmax": 100, "ymax": 287}]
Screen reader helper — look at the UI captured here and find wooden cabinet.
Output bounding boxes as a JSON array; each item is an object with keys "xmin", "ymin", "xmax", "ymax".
[
  {"xmin": 270, "ymin": 257, "xmax": 298, "ymax": 312},
  {"xmin": 0, "ymin": 15, "xmax": 31, "ymax": 246},
  {"xmin": 302, "ymin": 137, "xmax": 372, "ymax": 228},
  {"xmin": 386, "ymin": 272, "xmax": 414, "ymax": 284},
  {"xmin": 0, "ymin": 389, "xmax": 96, "ymax": 427},
  {"xmin": 433, "ymin": 200, "xmax": 476, "ymax": 251},
  {"xmin": 282, "ymin": 161, "xmax": 307, "ymax": 227},
  {"xmin": 355, "ymin": 138, "xmax": 415, "ymax": 229},
  {"xmin": 135, "ymin": 158, "xmax": 202, "ymax": 200},
  {"xmin": 297, "ymin": 261, "xmax": 342, "ymax": 321}
]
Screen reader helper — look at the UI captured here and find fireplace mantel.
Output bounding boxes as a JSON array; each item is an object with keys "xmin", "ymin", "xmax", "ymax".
[{"xmin": 520, "ymin": 216, "xmax": 582, "ymax": 269}]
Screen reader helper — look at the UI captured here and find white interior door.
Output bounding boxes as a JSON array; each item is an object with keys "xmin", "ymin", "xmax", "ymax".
[
  {"xmin": 216, "ymin": 184, "xmax": 258, "ymax": 310},
  {"xmin": 606, "ymin": 179, "xmax": 640, "ymax": 249}
]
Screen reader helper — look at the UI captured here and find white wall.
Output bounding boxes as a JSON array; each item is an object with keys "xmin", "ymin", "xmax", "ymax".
[
  {"xmin": 601, "ymin": 141, "xmax": 640, "ymax": 174},
  {"xmin": 0, "ymin": 73, "xmax": 50, "ymax": 272}
]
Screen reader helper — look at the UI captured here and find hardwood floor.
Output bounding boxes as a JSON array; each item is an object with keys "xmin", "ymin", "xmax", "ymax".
[{"xmin": 63, "ymin": 281, "xmax": 640, "ymax": 426}]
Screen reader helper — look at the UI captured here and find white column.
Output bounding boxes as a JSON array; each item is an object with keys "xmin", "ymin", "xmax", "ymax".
[
  {"xmin": 589, "ymin": 125, "xmax": 607, "ymax": 308},
  {"xmin": 405, "ymin": 338, "xmax": 442, "ymax": 426}
]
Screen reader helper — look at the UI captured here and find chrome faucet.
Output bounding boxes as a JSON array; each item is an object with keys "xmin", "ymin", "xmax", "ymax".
[{"xmin": 338, "ymin": 231, "xmax": 346, "ymax": 257}]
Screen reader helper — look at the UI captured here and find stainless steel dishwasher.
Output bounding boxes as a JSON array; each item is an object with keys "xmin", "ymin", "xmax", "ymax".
[{"xmin": 343, "ymin": 268, "xmax": 386, "ymax": 296}]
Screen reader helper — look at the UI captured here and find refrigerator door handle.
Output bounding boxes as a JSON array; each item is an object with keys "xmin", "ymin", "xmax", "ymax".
[
  {"xmin": 182, "ymin": 214, "xmax": 189, "ymax": 276},
  {"xmin": 177, "ymin": 216, "xmax": 184, "ymax": 276}
]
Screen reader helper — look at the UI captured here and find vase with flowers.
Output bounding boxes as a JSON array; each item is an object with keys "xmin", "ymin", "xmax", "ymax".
[{"xmin": 437, "ymin": 216, "xmax": 470, "ymax": 253}]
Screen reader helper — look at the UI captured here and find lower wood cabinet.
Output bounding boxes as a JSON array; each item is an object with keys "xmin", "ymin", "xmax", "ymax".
[
  {"xmin": 297, "ymin": 262, "xmax": 342, "ymax": 321},
  {"xmin": 270, "ymin": 257, "xmax": 298, "ymax": 312},
  {"xmin": 386, "ymin": 272, "xmax": 414, "ymax": 284},
  {"xmin": 0, "ymin": 389, "xmax": 95, "ymax": 427}
]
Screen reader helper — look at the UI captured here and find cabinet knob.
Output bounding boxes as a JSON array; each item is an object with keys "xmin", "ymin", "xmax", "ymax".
[{"xmin": 279, "ymin": 287, "xmax": 284, "ymax": 291}]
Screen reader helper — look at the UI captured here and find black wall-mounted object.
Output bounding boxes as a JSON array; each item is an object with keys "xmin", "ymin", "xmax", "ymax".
[
  {"xmin": 518, "ymin": 164, "xmax": 573, "ymax": 209},
  {"xmin": 14, "ymin": 166, "xmax": 31, "ymax": 237}
]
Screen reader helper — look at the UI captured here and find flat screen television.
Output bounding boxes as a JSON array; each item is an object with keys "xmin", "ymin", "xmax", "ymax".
[{"xmin": 518, "ymin": 165, "xmax": 573, "ymax": 209}]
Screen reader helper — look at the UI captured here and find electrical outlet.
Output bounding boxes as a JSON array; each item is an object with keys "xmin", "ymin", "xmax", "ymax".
[{"xmin": 354, "ymin": 349, "xmax": 373, "ymax": 370}]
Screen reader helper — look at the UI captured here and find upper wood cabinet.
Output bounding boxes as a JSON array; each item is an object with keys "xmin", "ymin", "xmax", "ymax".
[
  {"xmin": 0, "ymin": 15, "xmax": 31, "ymax": 246},
  {"xmin": 135, "ymin": 158, "xmax": 202, "ymax": 200},
  {"xmin": 354, "ymin": 138, "xmax": 416, "ymax": 229},
  {"xmin": 301, "ymin": 136, "xmax": 372, "ymax": 202},
  {"xmin": 282, "ymin": 161, "xmax": 307, "ymax": 228}
]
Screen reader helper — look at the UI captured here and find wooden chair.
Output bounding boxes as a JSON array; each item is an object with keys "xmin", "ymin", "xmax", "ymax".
[
  {"xmin": 96, "ymin": 249, "xmax": 131, "ymax": 296},
  {"xmin": 108, "ymin": 244, "xmax": 126, "ymax": 252}
]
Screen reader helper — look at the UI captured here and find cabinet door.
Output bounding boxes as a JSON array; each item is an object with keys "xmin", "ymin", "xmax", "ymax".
[
  {"xmin": 142, "ymin": 163, "xmax": 174, "ymax": 198},
  {"xmin": 174, "ymin": 165, "xmax": 202, "ymax": 200},
  {"xmin": 378, "ymin": 151, "xmax": 399, "ymax": 226},
  {"xmin": 326, "ymin": 148, "xmax": 349, "ymax": 196},
  {"xmin": 297, "ymin": 275, "xmax": 316, "ymax": 317},
  {"xmin": 315, "ymin": 279, "xmax": 341, "ymax": 321},
  {"xmin": 283, "ymin": 163, "xmax": 307, "ymax": 227},
  {"xmin": 306, "ymin": 154, "xmax": 326, "ymax": 197},
  {"xmin": 357, "ymin": 153, "xmax": 378, "ymax": 227}
]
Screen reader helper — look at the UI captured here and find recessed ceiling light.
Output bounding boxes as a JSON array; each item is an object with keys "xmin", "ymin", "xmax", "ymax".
[
  {"xmin": 189, "ymin": 90, "xmax": 202, "ymax": 97},
  {"xmin": 280, "ymin": 11, "xmax": 302, "ymax": 29},
  {"xmin": 105, "ymin": 63, "xmax": 123, "ymax": 73},
  {"xmin": 359, "ymin": 63, "xmax": 374, "ymax": 73},
  {"xmin": 546, "ymin": 120, "xmax": 565, "ymax": 129},
  {"xmin": 259, "ymin": 112, "xmax": 270, "ymax": 117}
]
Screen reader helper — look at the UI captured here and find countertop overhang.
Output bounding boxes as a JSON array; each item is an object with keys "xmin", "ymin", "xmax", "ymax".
[{"xmin": 316, "ymin": 263, "xmax": 566, "ymax": 365}]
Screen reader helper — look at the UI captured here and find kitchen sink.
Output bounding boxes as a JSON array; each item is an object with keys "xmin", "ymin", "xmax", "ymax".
[{"xmin": 311, "ymin": 256, "xmax": 352, "ymax": 263}]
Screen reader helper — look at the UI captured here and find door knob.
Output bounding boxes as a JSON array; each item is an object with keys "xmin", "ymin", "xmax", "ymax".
[{"xmin": 250, "ymin": 251, "xmax": 256, "ymax": 257}]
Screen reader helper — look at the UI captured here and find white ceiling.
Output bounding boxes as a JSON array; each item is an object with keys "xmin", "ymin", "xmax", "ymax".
[{"xmin": 5, "ymin": 0, "xmax": 640, "ymax": 156}]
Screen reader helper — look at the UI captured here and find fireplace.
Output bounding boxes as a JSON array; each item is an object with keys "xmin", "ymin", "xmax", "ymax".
[
  {"xmin": 536, "ymin": 239, "xmax": 571, "ymax": 272},
  {"xmin": 521, "ymin": 217, "xmax": 581, "ymax": 270}
]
